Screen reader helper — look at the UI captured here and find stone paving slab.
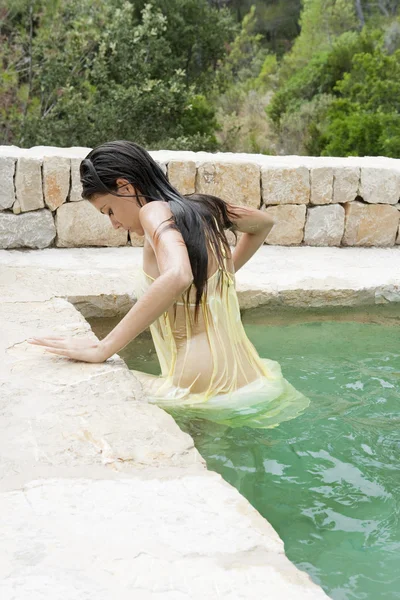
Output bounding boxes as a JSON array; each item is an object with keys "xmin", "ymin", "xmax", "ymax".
[
  {"xmin": 1, "ymin": 245, "xmax": 400, "ymax": 313},
  {"xmin": 0, "ymin": 476, "xmax": 327, "ymax": 600}
]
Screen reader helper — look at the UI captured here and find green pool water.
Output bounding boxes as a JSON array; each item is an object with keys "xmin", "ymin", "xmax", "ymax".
[{"xmin": 88, "ymin": 304, "xmax": 400, "ymax": 599}]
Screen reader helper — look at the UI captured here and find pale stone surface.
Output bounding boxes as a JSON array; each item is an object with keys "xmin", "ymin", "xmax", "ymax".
[
  {"xmin": 343, "ymin": 201, "xmax": 399, "ymax": 246},
  {"xmin": 304, "ymin": 204, "xmax": 345, "ymax": 246},
  {"xmin": 15, "ymin": 156, "xmax": 44, "ymax": 212},
  {"xmin": 196, "ymin": 161, "xmax": 261, "ymax": 208},
  {"xmin": 0, "ymin": 209, "xmax": 55, "ymax": 249},
  {"xmin": 264, "ymin": 204, "xmax": 306, "ymax": 245},
  {"xmin": 43, "ymin": 156, "xmax": 70, "ymax": 211},
  {"xmin": 129, "ymin": 232, "xmax": 145, "ymax": 247},
  {"xmin": 360, "ymin": 167, "xmax": 400, "ymax": 204},
  {"xmin": 156, "ymin": 161, "xmax": 167, "ymax": 175},
  {"xmin": 225, "ymin": 228, "xmax": 242, "ymax": 246},
  {"xmin": 0, "ymin": 156, "xmax": 16, "ymax": 210},
  {"xmin": 262, "ymin": 166, "xmax": 309, "ymax": 205},
  {"xmin": 55, "ymin": 201, "xmax": 128, "ymax": 247},
  {"xmin": 167, "ymin": 160, "xmax": 196, "ymax": 194},
  {"xmin": 310, "ymin": 167, "xmax": 333, "ymax": 205},
  {"xmin": 333, "ymin": 166, "xmax": 359, "ymax": 203},
  {"xmin": 0, "ymin": 476, "xmax": 328, "ymax": 600},
  {"xmin": 2, "ymin": 240, "xmax": 400, "ymax": 310},
  {"xmin": 70, "ymin": 157, "xmax": 84, "ymax": 202},
  {"xmin": 1, "ymin": 298, "xmax": 203, "ymax": 478},
  {"xmin": 12, "ymin": 199, "xmax": 21, "ymax": 215}
]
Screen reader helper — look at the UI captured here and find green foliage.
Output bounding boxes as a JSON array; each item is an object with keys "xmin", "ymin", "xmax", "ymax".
[
  {"xmin": 2, "ymin": 0, "xmax": 400, "ymax": 156},
  {"xmin": 0, "ymin": 0, "xmax": 235, "ymax": 149},
  {"xmin": 212, "ymin": 5, "xmax": 276, "ymax": 154},
  {"xmin": 281, "ymin": 0, "xmax": 358, "ymax": 76},
  {"xmin": 319, "ymin": 47, "xmax": 400, "ymax": 156}
]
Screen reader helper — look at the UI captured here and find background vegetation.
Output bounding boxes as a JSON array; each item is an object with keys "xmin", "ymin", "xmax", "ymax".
[{"xmin": 1, "ymin": 0, "xmax": 399, "ymax": 155}]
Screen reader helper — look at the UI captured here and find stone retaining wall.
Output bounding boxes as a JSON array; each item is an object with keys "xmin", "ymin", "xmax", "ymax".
[{"xmin": 1, "ymin": 145, "xmax": 400, "ymax": 248}]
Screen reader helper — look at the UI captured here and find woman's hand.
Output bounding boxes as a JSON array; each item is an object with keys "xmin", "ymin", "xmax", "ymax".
[{"xmin": 27, "ymin": 336, "xmax": 110, "ymax": 363}]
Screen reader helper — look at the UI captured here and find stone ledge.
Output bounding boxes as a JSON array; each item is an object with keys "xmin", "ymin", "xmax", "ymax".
[
  {"xmin": 1, "ymin": 246, "xmax": 400, "ymax": 311},
  {"xmin": 0, "ymin": 476, "xmax": 328, "ymax": 599}
]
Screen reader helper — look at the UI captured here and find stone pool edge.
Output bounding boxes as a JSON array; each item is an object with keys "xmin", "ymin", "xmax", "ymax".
[{"xmin": 4, "ymin": 245, "xmax": 397, "ymax": 598}]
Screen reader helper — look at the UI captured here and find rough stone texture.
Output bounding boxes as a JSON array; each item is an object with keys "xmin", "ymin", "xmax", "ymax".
[
  {"xmin": 0, "ymin": 209, "xmax": 56, "ymax": 249},
  {"xmin": 0, "ymin": 156, "xmax": 16, "ymax": 210},
  {"xmin": 196, "ymin": 161, "xmax": 261, "ymax": 208},
  {"xmin": 129, "ymin": 232, "xmax": 145, "ymax": 247},
  {"xmin": 360, "ymin": 167, "xmax": 400, "ymax": 204},
  {"xmin": 55, "ymin": 201, "xmax": 128, "ymax": 247},
  {"xmin": 304, "ymin": 204, "xmax": 345, "ymax": 246},
  {"xmin": 12, "ymin": 199, "xmax": 21, "ymax": 215},
  {"xmin": 156, "ymin": 161, "xmax": 167, "ymax": 175},
  {"xmin": 0, "ymin": 476, "xmax": 328, "ymax": 600},
  {"xmin": 43, "ymin": 156, "xmax": 70, "ymax": 211},
  {"xmin": 225, "ymin": 228, "xmax": 242, "ymax": 246},
  {"xmin": 1, "ymin": 298, "xmax": 204, "ymax": 480},
  {"xmin": 262, "ymin": 166, "xmax": 309, "ymax": 205},
  {"xmin": 343, "ymin": 201, "xmax": 399, "ymax": 246},
  {"xmin": 264, "ymin": 204, "xmax": 306, "ymax": 245},
  {"xmin": 70, "ymin": 157, "xmax": 84, "ymax": 202},
  {"xmin": 2, "ymin": 244, "xmax": 400, "ymax": 311},
  {"xmin": 333, "ymin": 166, "xmax": 359, "ymax": 203},
  {"xmin": 15, "ymin": 156, "xmax": 44, "ymax": 212},
  {"xmin": 167, "ymin": 160, "xmax": 196, "ymax": 195},
  {"xmin": 310, "ymin": 167, "xmax": 333, "ymax": 205}
]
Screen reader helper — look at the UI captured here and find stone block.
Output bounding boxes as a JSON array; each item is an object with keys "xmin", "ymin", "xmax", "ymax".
[
  {"xmin": 262, "ymin": 166, "xmax": 309, "ymax": 205},
  {"xmin": 196, "ymin": 162, "xmax": 261, "ymax": 208},
  {"xmin": 333, "ymin": 166, "xmax": 359, "ymax": 203},
  {"xmin": 15, "ymin": 156, "xmax": 44, "ymax": 212},
  {"xmin": 263, "ymin": 204, "xmax": 306, "ymax": 245},
  {"xmin": 12, "ymin": 199, "xmax": 21, "ymax": 215},
  {"xmin": 225, "ymin": 229, "xmax": 242, "ymax": 247},
  {"xmin": 70, "ymin": 157, "xmax": 84, "ymax": 202},
  {"xmin": 0, "ymin": 156, "xmax": 16, "ymax": 210},
  {"xmin": 167, "ymin": 160, "xmax": 196, "ymax": 195},
  {"xmin": 0, "ymin": 209, "xmax": 55, "ymax": 248},
  {"xmin": 310, "ymin": 167, "xmax": 333, "ymax": 205},
  {"xmin": 360, "ymin": 167, "xmax": 400, "ymax": 204},
  {"xmin": 156, "ymin": 161, "xmax": 167, "ymax": 175},
  {"xmin": 55, "ymin": 201, "xmax": 128, "ymax": 247},
  {"xmin": 343, "ymin": 200, "xmax": 399, "ymax": 246},
  {"xmin": 304, "ymin": 204, "xmax": 345, "ymax": 246},
  {"xmin": 129, "ymin": 232, "xmax": 144, "ymax": 247},
  {"xmin": 43, "ymin": 156, "xmax": 70, "ymax": 211}
]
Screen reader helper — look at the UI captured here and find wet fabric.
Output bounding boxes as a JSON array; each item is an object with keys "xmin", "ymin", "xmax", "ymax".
[{"xmin": 133, "ymin": 247, "xmax": 310, "ymax": 429}]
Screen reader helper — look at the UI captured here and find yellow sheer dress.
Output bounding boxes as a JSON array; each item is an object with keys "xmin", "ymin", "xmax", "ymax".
[{"xmin": 132, "ymin": 246, "xmax": 310, "ymax": 429}]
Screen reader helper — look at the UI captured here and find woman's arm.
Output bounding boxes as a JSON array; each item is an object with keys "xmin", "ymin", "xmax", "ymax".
[
  {"xmin": 100, "ymin": 201, "xmax": 193, "ymax": 360},
  {"xmin": 227, "ymin": 204, "xmax": 274, "ymax": 272}
]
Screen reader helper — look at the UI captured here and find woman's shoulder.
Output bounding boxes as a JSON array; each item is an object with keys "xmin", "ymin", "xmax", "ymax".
[{"xmin": 139, "ymin": 200, "xmax": 172, "ymax": 223}]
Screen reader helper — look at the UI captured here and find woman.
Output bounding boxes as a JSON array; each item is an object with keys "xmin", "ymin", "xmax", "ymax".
[{"xmin": 28, "ymin": 140, "xmax": 309, "ymax": 429}]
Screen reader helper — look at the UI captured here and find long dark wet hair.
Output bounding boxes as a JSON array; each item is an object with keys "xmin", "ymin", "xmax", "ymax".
[{"xmin": 79, "ymin": 140, "xmax": 238, "ymax": 319}]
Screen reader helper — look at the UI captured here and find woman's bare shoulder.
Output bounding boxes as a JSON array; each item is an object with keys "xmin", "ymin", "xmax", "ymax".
[{"xmin": 139, "ymin": 200, "xmax": 173, "ymax": 228}]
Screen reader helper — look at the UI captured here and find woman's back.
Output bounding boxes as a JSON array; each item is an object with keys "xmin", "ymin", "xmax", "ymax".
[{"xmin": 141, "ymin": 252, "xmax": 267, "ymax": 396}]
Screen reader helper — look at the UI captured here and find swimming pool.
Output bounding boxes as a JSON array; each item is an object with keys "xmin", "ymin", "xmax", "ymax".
[{"xmin": 88, "ymin": 304, "xmax": 400, "ymax": 599}]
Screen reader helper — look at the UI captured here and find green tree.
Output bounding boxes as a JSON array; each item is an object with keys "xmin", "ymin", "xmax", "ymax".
[
  {"xmin": 320, "ymin": 46, "xmax": 400, "ymax": 156},
  {"xmin": 0, "ymin": 0, "xmax": 235, "ymax": 149}
]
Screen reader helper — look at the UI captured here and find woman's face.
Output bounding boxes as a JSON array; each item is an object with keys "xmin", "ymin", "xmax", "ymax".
[{"xmin": 89, "ymin": 178, "xmax": 145, "ymax": 235}]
